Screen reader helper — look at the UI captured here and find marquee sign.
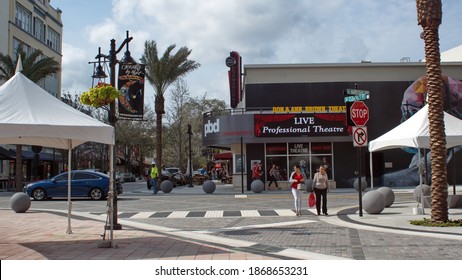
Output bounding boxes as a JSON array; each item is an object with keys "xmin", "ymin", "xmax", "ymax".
[{"xmin": 254, "ymin": 113, "xmax": 348, "ymax": 137}]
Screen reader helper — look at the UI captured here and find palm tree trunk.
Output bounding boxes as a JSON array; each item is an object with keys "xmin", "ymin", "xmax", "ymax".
[
  {"xmin": 417, "ymin": 0, "xmax": 448, "ymax": 222},
  {"xmin": 155, "ymin": 93, "xmax": 165, "ymax": 177},
  {"xmin": 156, "ymin": 113, "xmax": 162, "ymax": 169},
  {"xmin": 15, "ymin": 144, "xmax": 23, "ymax": 192}
]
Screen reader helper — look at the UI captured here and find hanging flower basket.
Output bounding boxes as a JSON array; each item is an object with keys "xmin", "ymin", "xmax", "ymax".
[{"xmin": 80, "ymin": 82, "xmax": 120, "ymax": 107}]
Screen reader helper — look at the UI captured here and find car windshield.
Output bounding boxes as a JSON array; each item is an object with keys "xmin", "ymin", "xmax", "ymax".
[{"xmin": 166, "ymin": 168, "xmax": 179, "ymax": 174}]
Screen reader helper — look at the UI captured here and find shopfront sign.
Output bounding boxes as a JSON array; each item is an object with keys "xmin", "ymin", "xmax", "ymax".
[
  {"xmin": 289, "ymin": 143, "xmax": 309, "ymax": 154},
  {"xmin": 254, "ymin": 113, "xmax": 348, "ymax": 137},
  {"xmin": 202, "ymin": 114, "xmax": 254, "ymax": 146},
  {"xmin": 204, "ymin": 119, "xmax": 220, "ymax": 136},
  {"xmin": 227, "ymin": 51, "xmax": 241, "ymax": 108}
]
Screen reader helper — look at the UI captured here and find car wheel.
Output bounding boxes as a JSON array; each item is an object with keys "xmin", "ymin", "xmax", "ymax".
[
  {"xmin": 32, "ymin": 188, "xmax": 46, "ymax": 201},
  {"xmin": 89, "ymin": 188, "xmax": 103, "ymax": 200}
]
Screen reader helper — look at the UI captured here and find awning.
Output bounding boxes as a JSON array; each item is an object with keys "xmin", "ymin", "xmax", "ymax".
[
  {"xmin": 9, "ymin": 149, "xmax": 63, "ymax": 161},
  {"xmin": 213, "ymin": 152, "xmax": 232, "ymax": 160},
  {"xmin": 0, "ymin": 147, "xmax": 14, "ymax": 159}
]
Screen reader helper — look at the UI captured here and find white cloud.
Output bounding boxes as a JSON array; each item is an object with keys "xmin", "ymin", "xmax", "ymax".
[
  {"xmin": 59, "ymin": 0, "xmax": 462, "ymax": 105},
  {"xmin": 61, "ymin": 43, "xmax": 92, "ymax": 94}
]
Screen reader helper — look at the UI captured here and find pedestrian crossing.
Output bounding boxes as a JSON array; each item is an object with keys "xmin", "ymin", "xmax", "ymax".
[{"xmin": 89, "ymin": 209, "xmax": 317, "ymax": 219}]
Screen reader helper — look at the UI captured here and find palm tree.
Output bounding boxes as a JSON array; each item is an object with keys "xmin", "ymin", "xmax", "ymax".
[
  {"xmin": 140, "ymin": 41, "xmax": 200, "ymax": 175},
  {"xmin": 416, "ymin": 0, "xmax": 448, "ymax": 222},
  {"xmin": 0, "ymin": 45, "xmax": 60, "ymax": 191}
]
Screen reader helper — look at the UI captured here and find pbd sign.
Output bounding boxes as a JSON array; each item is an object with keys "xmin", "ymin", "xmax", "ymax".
[{"xmin": 350, "ymin": 101, "xmax": 369, "ymax": 126}]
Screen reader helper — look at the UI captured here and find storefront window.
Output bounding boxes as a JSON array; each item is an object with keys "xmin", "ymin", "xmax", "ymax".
[
  {"xmin": 288, "ymin": 143, "xmax": 310, "ymax": 179},
  {"xmin": 265, "ymin": 142, "xmax": 334, "ymax": 181},
  {"xmin": 289, "ymin": 156, "xmax": 310, "ymax": 179},
  {"xmin": 233, "ymin": 154, "xmax": 245, "ymax": 173},
  {"xmin": 311, "ymin": 143, "xmax": 333, "ymax": 179},
  {"xmin": 311, "ymin": 155, "xmax": 332, "ymax": 179},
  {"xmin": 265, "ymin": 156, "xmax": 288, "ymax": 181}
]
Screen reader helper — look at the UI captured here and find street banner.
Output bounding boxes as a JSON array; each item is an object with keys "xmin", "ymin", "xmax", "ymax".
[{"xmin": 118, "ymin": 63, "xmax": 145, "ymax": 119}]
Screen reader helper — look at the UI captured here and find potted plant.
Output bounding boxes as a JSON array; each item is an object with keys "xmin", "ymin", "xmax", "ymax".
[{"xmin": 80, "ymin": 82, "xmax": 120, "ymax": 107}]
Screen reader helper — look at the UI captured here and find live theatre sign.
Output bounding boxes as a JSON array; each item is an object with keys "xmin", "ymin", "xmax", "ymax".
[{"xmin": 254, "ymin": 113, "xmax": 348, "ymax": 137}]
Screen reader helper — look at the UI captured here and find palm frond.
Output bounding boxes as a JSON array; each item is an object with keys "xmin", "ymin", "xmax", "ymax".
[{"xmin": 0, "ymin": 45, "xmax": 59, "ymax": 83}]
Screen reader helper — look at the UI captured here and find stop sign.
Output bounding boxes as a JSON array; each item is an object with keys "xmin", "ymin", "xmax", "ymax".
[{"xmin": 350, "ymin": 101, "xmax": 369, "ymax": 126}]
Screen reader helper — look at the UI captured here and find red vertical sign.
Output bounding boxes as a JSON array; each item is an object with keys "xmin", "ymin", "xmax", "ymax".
[{"xmin": 227, "ymin": 51, "xmax": 241, "ymax": 108}]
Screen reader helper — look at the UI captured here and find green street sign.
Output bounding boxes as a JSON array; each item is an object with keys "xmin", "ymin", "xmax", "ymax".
[
  {"xmin": 344, "ymin": 93, "xmax": 369, "ymax": 103},
  {"xmin": 345, "ymin": 89, "xmax": 370, "ymax": 96}
]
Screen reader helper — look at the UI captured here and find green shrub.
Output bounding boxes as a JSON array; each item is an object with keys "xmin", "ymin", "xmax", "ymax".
[{"xmin": 410, "ymin": 218, "xmax": 462, "ymax": 227}]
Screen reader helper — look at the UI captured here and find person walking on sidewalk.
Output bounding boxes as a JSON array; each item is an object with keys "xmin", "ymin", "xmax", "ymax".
[
  {"xmin": 150, "ymin": 162, "xmax": 159, "ymax": 195},
  {"xmin": 311, "ymin": 165, "xmax": 330, "ymax": 215},
  {"xmin": 289, "ymin": 164, "xmax": 305, "ymax": 216},
  {"xmin": 267, "ymin": 163, "xmax": 280, "ymax": 190}
]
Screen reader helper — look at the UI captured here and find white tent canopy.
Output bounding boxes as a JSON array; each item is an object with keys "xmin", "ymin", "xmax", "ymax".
[
  {"xmin": 441, "ymin": 44, "xmax": 462, "ymax": 62},
  {"xmin": 0, "ymin": 72, "xmax": 114, "ymax": 149},
  {"xmin": 0, "ymin": 72, "xmax": 115, "ymax": 242},
  {"xmin": 368, "ymin": 104, "xmax": 462, "ymax": 213},
  {"xmin": 369, "ymin": 104, "xmax": 462, "ymax": 152}
]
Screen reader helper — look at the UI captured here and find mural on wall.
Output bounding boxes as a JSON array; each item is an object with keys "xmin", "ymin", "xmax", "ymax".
[{"xmin": 380, "ymin": 76, "xmax": 462, "ymax": 188}]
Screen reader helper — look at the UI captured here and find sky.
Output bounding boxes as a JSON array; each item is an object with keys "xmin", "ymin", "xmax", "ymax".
[{"xmin": 55, "ymin": 0, "xmax": 462, "ymax": 108}]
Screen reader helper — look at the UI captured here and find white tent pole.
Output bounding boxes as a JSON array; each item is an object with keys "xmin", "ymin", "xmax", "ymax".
[
  {"xmin": 370, "ymin": 152, "xmax": 374, "ymax": 189},
  {"xmin": 108, "ymin": 144, "xmax": 114, "ymax": 246},
  {"xmin": 66, "ymin": 139, "xmax": 73, "ymax": 234},
  {"xmin": 418, "ymin": 149, "xmax": 425, "ymax": 215},
  {"xmin": 418, "ymin": 149, "xmax": 423, "ymax": 187}
]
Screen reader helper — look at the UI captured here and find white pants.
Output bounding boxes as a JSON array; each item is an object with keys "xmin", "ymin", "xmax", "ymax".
[{"xmin": 291, "ymin": 188, "xmax": 302, "ymax": 211}]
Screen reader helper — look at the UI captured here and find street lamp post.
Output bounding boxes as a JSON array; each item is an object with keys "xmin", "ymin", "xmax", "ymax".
[
  {"xmin": 94, "ymin": 31, "xmax": 134, "ymax": 230},
  {"xmin": 188, "ymin": 124, "xmax": 193, "ymax": 188}
]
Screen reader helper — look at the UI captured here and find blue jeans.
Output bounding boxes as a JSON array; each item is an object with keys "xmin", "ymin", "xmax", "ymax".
[{"xmin": 151, "ymin": 178, "xmax": 158, "ymax": 194}]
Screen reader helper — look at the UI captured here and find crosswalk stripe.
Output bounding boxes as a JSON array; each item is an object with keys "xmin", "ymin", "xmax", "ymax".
[
  {"xmin": 241, "ymin": 210, "xmax": 260, "ymax": 217},
  {"xmin": 92, "ymin": 209, "xmax": 315, "ymax": 219},
  {"xmin": 167, "ymin": 211, "xmax": 189, "ymax": 218},
  {"xmin": 204, "ymin": 211, "xmax": 223, "ymax": 218},
  {"xmin": 131, "ymin": 212, "xmax": 154, "ymax": 219},
  {"xmin": 275, "ymin": 209, "xmax": 296, "ymax": 216}
]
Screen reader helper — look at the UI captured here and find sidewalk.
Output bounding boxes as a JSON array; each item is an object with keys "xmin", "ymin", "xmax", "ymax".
[
  {"xmin": 0, "ymin": 209, "xmax": 278, "ymax": 260},
  {"xmin": 1, "ymin": 186, "xmax": 462, "ymax": 260}
]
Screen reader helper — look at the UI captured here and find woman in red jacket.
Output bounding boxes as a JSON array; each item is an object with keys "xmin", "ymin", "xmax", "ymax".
[{"xmin": 289, "ymin": 164, "xmax": 305, "ymax": 216}]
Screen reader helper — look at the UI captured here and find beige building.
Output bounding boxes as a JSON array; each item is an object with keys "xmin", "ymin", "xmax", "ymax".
[
  {"xmin": 0, "ymin": 0, "xmax": 62, "ymax": 97},
  {"xmin": 0, "ymin": 0, "xmax": 63, "ymax": 184}
]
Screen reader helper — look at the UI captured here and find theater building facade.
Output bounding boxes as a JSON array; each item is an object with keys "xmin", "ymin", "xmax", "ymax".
[{"xmin": 203, "ymin": 62, "xmax": 462, "ymax": 190}]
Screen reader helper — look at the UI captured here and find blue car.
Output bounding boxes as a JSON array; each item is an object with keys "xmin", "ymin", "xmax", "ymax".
[{"xmin": 24, "ymin": 170, "xmax": 122, "ymax": 201}]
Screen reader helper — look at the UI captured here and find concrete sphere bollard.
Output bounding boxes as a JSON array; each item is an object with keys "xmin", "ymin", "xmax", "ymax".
[
  {"xmin": 251, "ymin": 179, "xmax": 264, "ymax": 193},
  {"xmin": 377, "ymin": 186, "xmax": 395, "ymax": 207},
  {"xmin": 203, "ymin": 180, "xmax": 216, "ymax": 194},
  {"xmin": 413, "ymin": 184, "xmax": 430, "ymax": 202},
  {"xmin": 10, "ymin": 192, "xmax": 31, "ymax": 213},
  {"xmin": 362, "ymin": 190, "xmax": 385, "ymax": 214},
  {"xmin": 160, "ymin": 180, "xmax": 173, "ymax": 193},
  {"xmin": 354, "ymin": 177, "xmax": 368, "ymax": 192}
]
